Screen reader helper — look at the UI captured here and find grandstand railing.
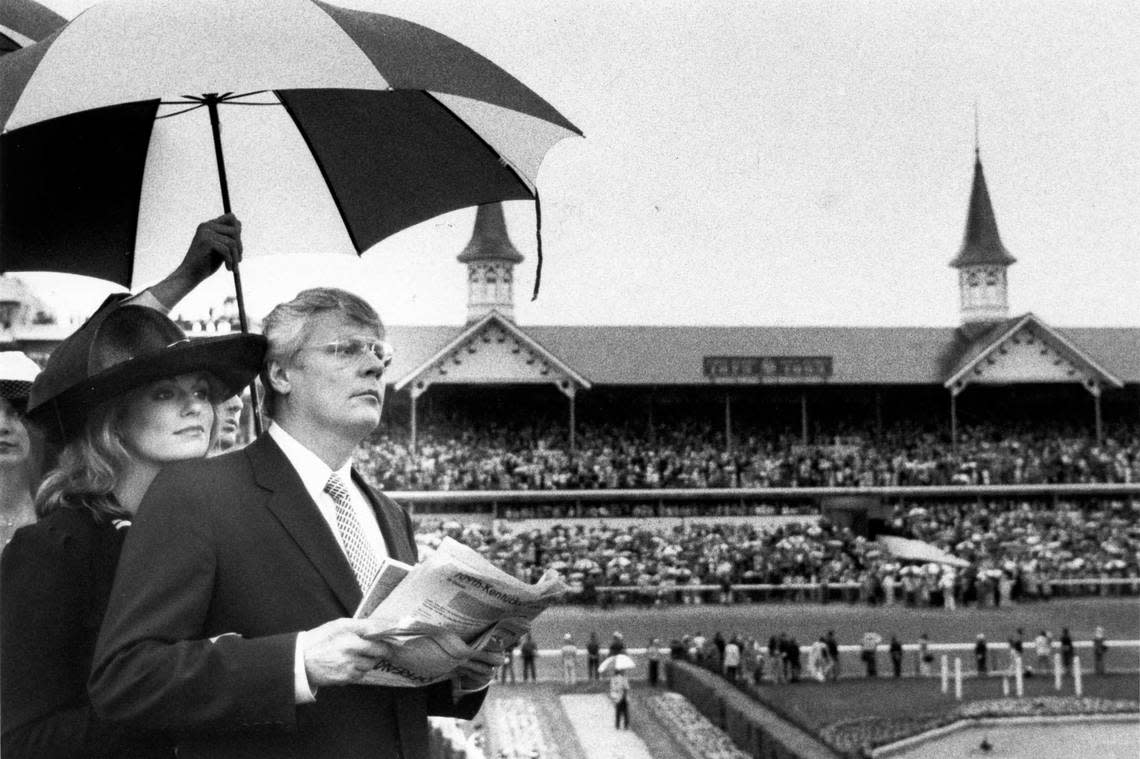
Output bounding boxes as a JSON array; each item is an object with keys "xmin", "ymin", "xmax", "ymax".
[
  {"xmin": 594, "ymin": 579, "xmax": 1140, "ymax": 602},
  {"xmin": 391, "ymin": 483, "xmax": 1140, "ymax": 518}
]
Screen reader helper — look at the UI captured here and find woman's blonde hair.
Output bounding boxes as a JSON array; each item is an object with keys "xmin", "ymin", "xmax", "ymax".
[{"xmin": 34, "ymin": 395, "xmax": 138, "ymax": 523}]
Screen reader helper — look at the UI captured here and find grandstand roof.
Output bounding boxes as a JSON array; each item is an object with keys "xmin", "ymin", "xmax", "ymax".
[{"xmin": 385, "ymin": 322, "xmax": 1140, "ymax": 387}]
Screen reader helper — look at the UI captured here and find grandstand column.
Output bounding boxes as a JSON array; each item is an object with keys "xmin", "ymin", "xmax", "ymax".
[
  {"xmin": 949, "ymin": 386, "xmax": 961, "ymax": 456},
  {"xmin": 875, "ymin": 390, "xmax": 883, "ymax": 441},
  {"xmin": 724, "ymin": 393, "xmax": 733, "ymax": 454},
  {"xmin": 800, "ymin": 392, "xmax": 808, "ymax": 445},
  {"xmin": 409, "ymin": 381, "xmax": 427, "ymax": 452},
  {"xmin": 1085, "ymin": 379, "xmax": 1103, "ymax": 443},
  {"xmin": 557, "ymin": 380, "xmax": 578, "ymax": 451},
  {"xmin": 570, "ymin": 391, "xmax": 576, "ymax": 450}
]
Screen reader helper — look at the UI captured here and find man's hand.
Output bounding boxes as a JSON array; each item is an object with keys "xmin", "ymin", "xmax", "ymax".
[
  {"xmin": 301, "ymin": 618, "xmax": 393, "ymax": 688},
  {"xmin": 453, "ymin": 648, "xmax": 504, "ymax": 693}
]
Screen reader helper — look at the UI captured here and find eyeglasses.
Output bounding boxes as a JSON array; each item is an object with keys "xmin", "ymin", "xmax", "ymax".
[{"xmin": 299, "ymin": 338, "xmax": 394, "ymax": 368}]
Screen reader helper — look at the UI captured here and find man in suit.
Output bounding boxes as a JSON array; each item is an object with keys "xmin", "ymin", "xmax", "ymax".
[{"xmin": 91, "ymin": 288, "xmax": 497, "ymax": 758}]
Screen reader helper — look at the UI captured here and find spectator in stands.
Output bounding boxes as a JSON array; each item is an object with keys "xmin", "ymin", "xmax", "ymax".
[
  {"xmin": 1008, "ymin": 628, "xmax": 1025, "ymax": 673},
  {"xmin": 1034, "ymin": 630, "xmax": 1052, "ymax": 674},
  {"xmin": 500, "ymin": 642, "xmax": 516, "ymax": 684},
  {"xmin": 520, "ymin": 633, "xmax": 538, "ymax": 682},
  {"xmin": 783, "ymin": 634, "xmax": 802, "ymax": 682},
  {"xmin": 723, "ymin": 637, "xmax": 741, "ymax": 683},
  {"xmin": 413, "ymin": 497, "xmax": 1139, "ymax": 612},
  {"xmin": 647, "ymin": 638, "xmax": 662, "ymax": 687},
  {"xmin": 1059, "ymin": 628, "xmax": 1074, "ymax": 675},
  {"xmin": 1092, "ymin": 627, "xmax": 1107, "ymax": 675},
  {"xmin": 609, "ymin": 670, "xmax": 631, "ymax": 730},
  {"xmin": 0, "ymin": 352, "xmax": 41, "ymax": 549},
  {"xmin": 608, "ymin": 630, "xmax": 625, "ymax": 656},
  {"xmin": 560, "ymin": 634, "xmax": 578, "ymax": 685},
  {"xmin": 917, "ymin": 633, "xmax": 932, "ymax": 676},
  {"xmin": 974, "ymin": 634, "xmax": 989, "ymax": 676},
  {"xmin": 861, "ymin": 631, "xmax": 881, "ymax": 677},
  {"xmin": 712, "ymin": 631, "xmax": 726, "ymax": 669},
  {"xmin": 808, "ymin": 636, "xmax": 831, "ymax": 682},
  {"xmin": 355, "ymin": 417, "xmax": 1140, "ymax": 493},
  {"xmin": 889, "ymin": 636, "xmax": 904, "ymax": 678},
  {"xmin": 209, "ymin": 393, "xmax": 245, "ymax": 455},
  {"xmin": 586, "ymin": 632, "xmax": 601, "ymax": 680},
  {"xmin": 824, "ymin": 630, "xmax": 840, "ymax": 680},
  {"xmin": 767, "ymin": 634, "xmax": 785, "ymax": 683}
]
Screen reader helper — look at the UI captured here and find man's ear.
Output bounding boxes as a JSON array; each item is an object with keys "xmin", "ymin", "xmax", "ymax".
[{"xmin": 264, "ymin": 359, "xmax": 291, "ymax": 396}]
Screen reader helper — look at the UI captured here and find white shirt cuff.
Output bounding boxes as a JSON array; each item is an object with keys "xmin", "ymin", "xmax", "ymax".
[{"xmin": 294, "ymin": 631, "xmax": 317, "ymax": 704}]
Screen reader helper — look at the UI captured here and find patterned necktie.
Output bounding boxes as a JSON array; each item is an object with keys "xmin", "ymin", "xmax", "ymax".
[{"xmin": 324, "ymin": 473, "xmax": 379, "ymax": 592}]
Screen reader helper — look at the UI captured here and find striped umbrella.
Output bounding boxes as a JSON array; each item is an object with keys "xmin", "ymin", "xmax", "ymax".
[
  {"xmin": 0, "ymin": 0, "xmax": 581, "ymax": 324},
  {"xmin": 0, "ymin": 0, "xmax": 65, "ymax": 53}
]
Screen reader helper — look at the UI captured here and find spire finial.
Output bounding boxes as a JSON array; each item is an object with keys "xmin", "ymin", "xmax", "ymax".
[{"xmin": 974, "ymin": 102, "xmax": 980, "ymax": 160}]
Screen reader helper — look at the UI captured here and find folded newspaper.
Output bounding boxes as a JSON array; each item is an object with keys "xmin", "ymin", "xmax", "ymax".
[{"xmin": 353, "ymin": 536, "xmax": 566, "ymax": 687}]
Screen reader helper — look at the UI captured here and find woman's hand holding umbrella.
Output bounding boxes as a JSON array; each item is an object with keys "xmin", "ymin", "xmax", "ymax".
[{"xmin": 148, "ymin": 213, "xmax": 243, "ymax": 310}]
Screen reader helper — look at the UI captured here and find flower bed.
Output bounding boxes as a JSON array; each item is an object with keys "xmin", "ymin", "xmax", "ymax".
[
  {"xmin": 486, "ymin": 696, "xmax": 560, "ymax": 759},
  {"xmin": 644, "ymin": 692, "xmax": 749, "ymax": 759},
  {"xmin": 819, "ymin": 696, "xmax": 1140, "ymax": 756}
]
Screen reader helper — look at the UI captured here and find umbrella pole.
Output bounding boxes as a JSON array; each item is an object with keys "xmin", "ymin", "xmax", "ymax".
[{"xmin": 206, "ymin": 93, "xmax": 263, "ymax": 436}]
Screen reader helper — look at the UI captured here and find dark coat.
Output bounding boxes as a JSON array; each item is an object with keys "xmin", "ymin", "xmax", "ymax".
[
  {"xmin": 89, "ymin": 435, "xmax": 484, "ymax": 759},
  {"xmin": 1, "ymin": 507, "xmax": 171, "ymax": 759}
]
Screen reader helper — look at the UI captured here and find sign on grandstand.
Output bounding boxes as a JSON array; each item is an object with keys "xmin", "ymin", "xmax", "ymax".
[{"xmin": 703, "ymin": 355, "xmax": 833, "ymax": 381}]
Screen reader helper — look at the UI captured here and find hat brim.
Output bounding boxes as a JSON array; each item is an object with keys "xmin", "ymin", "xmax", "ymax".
[
  {"xmin": 30, "ymin": 333, "xmax": 266, "ymax": 441},
  {"xmin": 0, "ymin": 378, "xmax": 33, "ymax": 404}
]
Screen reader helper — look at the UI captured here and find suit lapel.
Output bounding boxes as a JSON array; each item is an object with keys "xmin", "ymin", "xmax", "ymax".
[{"xmin": 248, "ymin": 436, "xmax": 362, "ymax": 615}]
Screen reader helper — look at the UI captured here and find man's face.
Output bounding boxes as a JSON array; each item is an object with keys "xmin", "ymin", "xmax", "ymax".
[
  {"xmin": 213, "ymin": 394, "xmax": 244, "ymax": 451},
  {"xmin": 277, "ymin": 311, "xmax": 388, "ymax": 443}
]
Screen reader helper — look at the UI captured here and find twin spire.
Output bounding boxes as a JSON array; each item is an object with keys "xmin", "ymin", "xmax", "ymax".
[
  {"xmin": 455, "ymin": 120, "xmax": 1017, "ymax": 328},
  {"xmin": 457, "ymin": 203, "xmax": 523, "ymax": 323},
  {"xmin": 949, "ymin": 115, "xmax": 1015, "ymax": 324}
]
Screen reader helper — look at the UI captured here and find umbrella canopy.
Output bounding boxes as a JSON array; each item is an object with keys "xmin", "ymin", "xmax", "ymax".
[
  {"xmin": 0, "ymin": 349, "xmax": 41, "ymax": 404},
  {"xmin": 598, "ymin": 653, "xmax": 636, "ymax": 673},
  {"xmin": 878, "ymin": 535, "xmax": 970, "ymax": 568},
  {"xmin": 0, "ymin": 0, "xmax": 580, "ymax": 294},
  {"xmin": 0, "ymin": 0, "xmax": 65, "ymax": 53}
]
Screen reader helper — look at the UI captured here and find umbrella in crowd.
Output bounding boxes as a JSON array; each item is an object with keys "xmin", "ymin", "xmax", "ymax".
[
  {"xmin": 598, "ymin": 653, "xmax": 636, "ymax": 673},
  {"xmin": 1, "ymin": 0, "xmax": 582, "ymax": 326},
  {"xmin": 0, "ymin": 0, "xmax": 64, "ymax": 53},
  {"xmin": 0, "ymin": 349, "xmax": 41, "ymax": 403}
]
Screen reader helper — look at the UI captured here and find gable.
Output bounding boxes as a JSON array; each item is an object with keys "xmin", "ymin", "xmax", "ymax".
[{"xmin": 945, "ymin": 314, "xmax": 1123, "ymax": 393}]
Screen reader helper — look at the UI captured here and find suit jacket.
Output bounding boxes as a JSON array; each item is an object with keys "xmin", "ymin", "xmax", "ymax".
[
  {"xmin": 89, "ymin": 435, "xmax": 484, "ymax": 759},
  {"xmin": 1, "ymin": 507, "xmax": 170, "ymax": 759}
]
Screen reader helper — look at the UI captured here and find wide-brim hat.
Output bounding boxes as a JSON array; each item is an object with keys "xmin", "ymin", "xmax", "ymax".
[
  {"xmin": 28, "ymin": 300, "xmax": 266, "ymax": 442},
  {"xmin": 0, "ymin": 350, "xmax": 41, "ymax": 409}
]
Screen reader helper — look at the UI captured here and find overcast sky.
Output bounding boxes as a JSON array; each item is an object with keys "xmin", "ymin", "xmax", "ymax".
[{"xmin": 27, "ymin": 0, "xmax": 1140, "ymax": 328}]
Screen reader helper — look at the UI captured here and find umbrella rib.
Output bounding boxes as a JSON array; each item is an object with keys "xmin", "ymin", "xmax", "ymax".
[{"xmin": 155, "ymin": 103, "xmax": 207, "ymax": 119}]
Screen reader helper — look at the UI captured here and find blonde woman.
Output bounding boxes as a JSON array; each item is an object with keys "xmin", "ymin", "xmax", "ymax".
[{"xmin": 1, "ymin": 304, "xmax": 264, "ymax": 759}]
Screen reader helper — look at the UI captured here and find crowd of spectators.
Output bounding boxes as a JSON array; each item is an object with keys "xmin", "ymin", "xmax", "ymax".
[
  {"xmin": 415, "ymin": 497, "xmax": 1140, "ymax": 605},
  {"xmin": 356, "ymin": 418, "xmax": 1140, "ymax": 491}
]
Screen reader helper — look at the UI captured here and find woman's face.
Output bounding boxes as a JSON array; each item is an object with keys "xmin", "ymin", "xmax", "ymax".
[
  {"xmin": 120, "ymin": 373, "xmax": 216, "ymax": 464},
  {"xmin": 0, "ymin": 397, "xmax": 31, "ymax": 468}
]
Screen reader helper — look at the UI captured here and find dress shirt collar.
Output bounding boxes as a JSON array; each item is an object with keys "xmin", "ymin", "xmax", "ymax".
[{"xmin": 267, "ymin": 422, "xmax": 354, "ymax": 499}]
